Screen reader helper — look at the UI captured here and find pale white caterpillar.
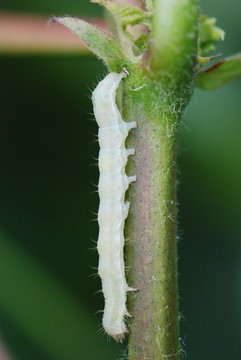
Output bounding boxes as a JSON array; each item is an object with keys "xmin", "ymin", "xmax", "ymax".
[{"xmin": 92, "ymin": 72, "xmax": 136, "ymax": 342}]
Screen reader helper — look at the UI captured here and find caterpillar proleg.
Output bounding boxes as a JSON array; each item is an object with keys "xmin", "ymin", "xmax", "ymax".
[{"xmin": 92, "ymin": 72, "xmax": 136, "ymax": 342}]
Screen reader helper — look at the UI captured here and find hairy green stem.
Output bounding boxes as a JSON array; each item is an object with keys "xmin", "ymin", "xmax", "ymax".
[
  {"xmin": 122, "ymin": 1, "xmax": 199, "ymax": 359},
  {"xmin": 124, "ymin": 75, "xmax": 180, "ymax": 360}
]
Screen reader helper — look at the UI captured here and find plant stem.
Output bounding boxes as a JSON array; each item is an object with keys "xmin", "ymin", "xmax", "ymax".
[
  {"xmin": 124, "ymin": 74, "xmax": 180, "ymax": 360},
  {"xmin": 122, "ymin": 1, "xmax": 199, "ymax": 359},
  {"xmin": 149, "ymin": 0, "xmax": 199, "ymax": 87}
]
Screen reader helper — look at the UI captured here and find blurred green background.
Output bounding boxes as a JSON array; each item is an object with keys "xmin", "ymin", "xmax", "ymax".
[{"xmin": 0, "ymin": 1, "xmax": 240, "ymax": 359}]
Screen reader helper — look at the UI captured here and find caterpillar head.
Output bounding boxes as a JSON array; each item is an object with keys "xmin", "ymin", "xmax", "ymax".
[{"xmin": 92, "ymin": 72, "xmax": 126, "ymax": 127}]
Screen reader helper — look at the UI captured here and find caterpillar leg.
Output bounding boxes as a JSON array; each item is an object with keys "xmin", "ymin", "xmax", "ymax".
[
  {"xmin": 126, "ymin": 310, "xmax": 132, "ymax": 317},
  {"xmin": 126, "ymin": 121, "xmax": 137, "ymax": 131},
  {"xmin": 124, "ymin": 201, "xmax": 130, "ymax": 217},
  {"xmin": 126, "ymin": 148, "xmax": 135, "ymax": 156},
  {"xmin": 128, "ymin": 175, "xmax": 136, "ymax": 184},
  {"xmin": 127, "ymin": 286, "xmax": 138, "ymax": 292}
]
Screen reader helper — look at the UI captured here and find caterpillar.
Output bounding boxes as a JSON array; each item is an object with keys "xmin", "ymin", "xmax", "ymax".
[{"xmin": 92, "ymin": 72, "xmax": 136, "ymax": 342}]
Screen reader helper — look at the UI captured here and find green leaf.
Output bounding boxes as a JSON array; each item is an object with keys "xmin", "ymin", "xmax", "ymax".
[
  {"xmin": 51, "ymin": 17, "xmax": 133, "ymax": 72},
  {"xmin": 144, "ymin": 0, "xmax": 154, "ymax": 12},
  {"xmin": 91, "ymin": 0, "xmax": 152, "ymax": 29},
  {"xmin": 198, "ymin": 54, "xmax": 221, "ymax": 67},
  {"xmin": 91, "ymin": 1, "xmax": 151, "ymax": 54},
  {"xmin": 197, "ymin": 53, "xmax": 241, "ymax": 90},
  {"xmin": 198, "ymin": 14, "xmax": 225, "ymax": 56},
  {"xmin": 134, "ymin": 33, "xmax": 149, "ymax": 53}
]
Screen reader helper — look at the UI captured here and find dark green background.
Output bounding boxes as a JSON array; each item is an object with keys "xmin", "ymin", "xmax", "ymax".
[{"xmin": 0, "ymin": 1, "xmax": 240, "ymax": 359}]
